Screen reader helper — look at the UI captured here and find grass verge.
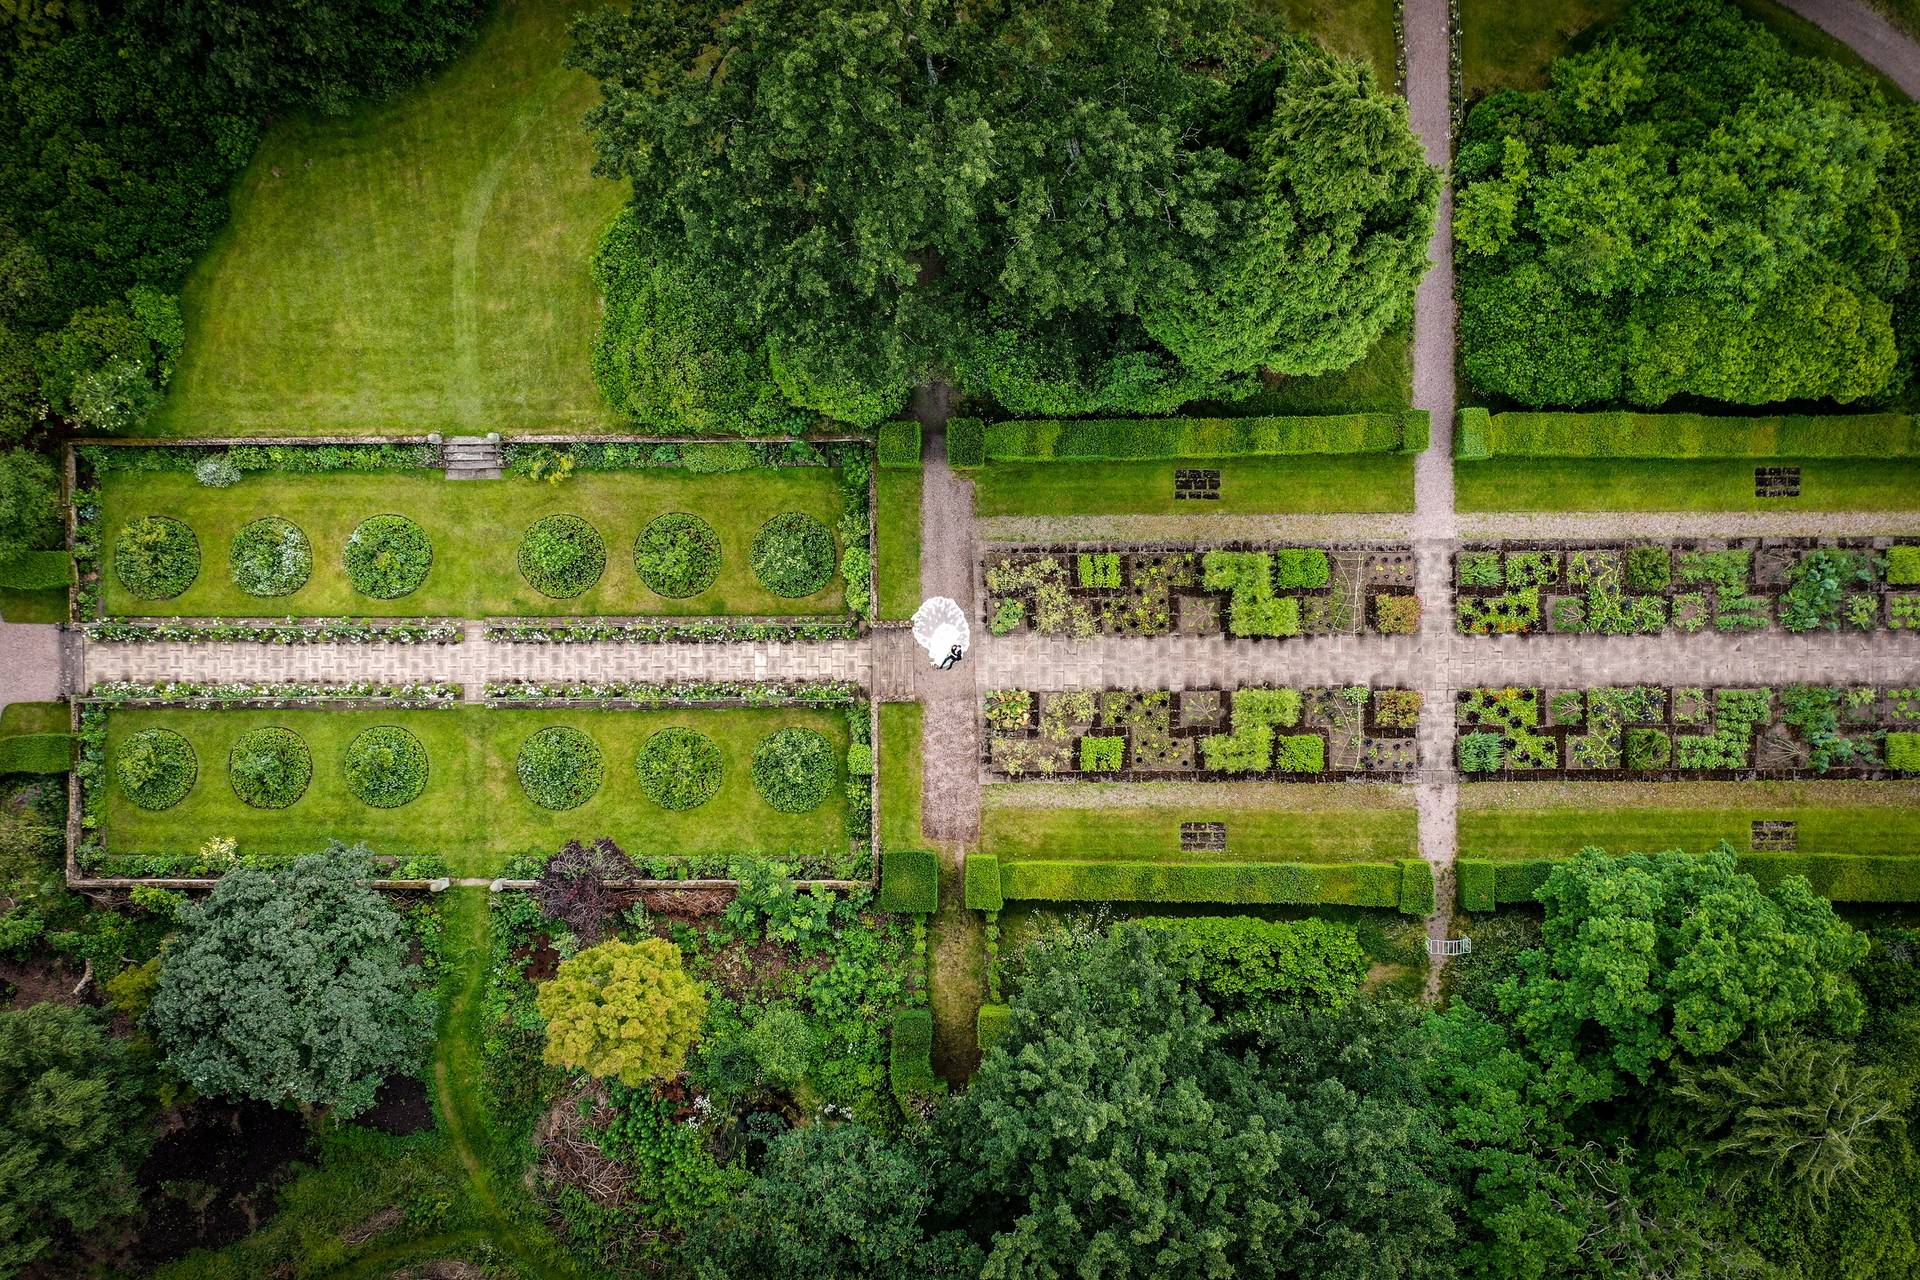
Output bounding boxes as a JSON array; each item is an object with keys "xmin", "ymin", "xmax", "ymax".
[
  {"xmin": 1455, "ymin": 457, "xmax": 1920, "ymax": 512},
  {"xmin": 875, "ymin": 469, "xmax": 924, "ymax": 621},
  {"xmin": 879, "ymin": 703, "xmax": 925, "ymax": 851},
  {"xmin": 972, "ymin": 455, "xmax": 1414, "ymax": 517}
]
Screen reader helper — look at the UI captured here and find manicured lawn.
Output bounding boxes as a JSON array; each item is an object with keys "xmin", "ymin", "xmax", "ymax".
[
  {"xmin": 879, "ymin": 702, "xmax": 925, "ymax": 851},
  {"xmin": 1, "ymin": 702, "xmax": 66, "ymax": 737},
  {"xmin": 102, "ymin": 705, "xmax": 852, "ymax": 877},
  {"xmin": 1270, "ymin": 0, "xmax": 1399, "ymax": 83},
  {"xmin": 97, "ymin": 469, "xmax": 848, "ymax": 617},
  {"xmin": 972, "ymin": 455, "xmax": 1415, "ymax": 517},
  {"xmin": 0, "ymin": 587, "xmax": 64, "ymax": 623},
  {"xmin": 1456, "ymin": 457, "xmax": 1920, "ymax": 512},
  {"xmin": 148, "ymin": 0, "xmax": 625, "ymax": 436},
  {"xmin": 981, "ymin": 782, "xmax": 1417, "ymax": 864},
  {"xmin": 875, "ymin": 468, "xmax": 924, "ymax": 621},
  {"xmin": 1459, "ymin": 781, "xmax": 1920, "ymax": 860}
]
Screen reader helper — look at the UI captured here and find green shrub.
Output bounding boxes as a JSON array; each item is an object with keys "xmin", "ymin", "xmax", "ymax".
[
  {"xmin": 343, "ymin": 515, "xmax": 433, "ymax": 599},
  {"xmin": 879, "ymin": 849, "xmax": 939, "ymax": 914},
  {"xmin": 1626, "ymin": 545, "xmax": 1672, "ymax": 592},
  {"xmin": 1398, "ymin": 860, "xmax": 1436, "ymax": 916},
  {"xmin": 516, "ymin": 727, "xmax": 605, "ymax": 811},
  {"xmin": 947, "ymin": 418, "xmax": 985, "ymax": 468},
  {"xmin": 343, "ymin": 725, "xmax": 428, "ymax": 809},
  {"xmin": 117, "ymin": 728, "xmax": 196, "ymax": 810},
  {"xmin": 194, "ymin": 455, "xmax": 242, "ymax": 488},
  {"xmin": 1273, "ymin": 548, "xmax": 1330, "ymax": 589},
  {"xmin": 634, "ymin": 512, "xmax": 721, "ymax": 599},
  {"xmin": 982, "ymin": 414, "xmax": 1405, "ymax": 461},
  {"xmin": 1273, "ymin": 734, "xmax": 1325, "ymax": 773},
  {"xmin": 518, "ymin": 514, "xmax": 607, "ymax": 599},
  {"xmin": 750, "ymin": 512, "xmax": 836, "ymax": 598},
  {"xmin": 1477, "ymin": 412, "xmax": 1920, "ymax": 460},
  {"xmin": 1136, "ymin": 916, "xmax": 1370, "ymax": 1009},
  {"xmin": 1076, "ymin": 551, "xmax": 1121, "ymax": 589},
  {"xmin": 0, "ymin": 550, "xmax": 72, "ymax": 590},
  {"xmin": 635, "ymin": 727, "xmax": 723, "ymax": 811},
  {"xmin": 964, "ymin": 854, "xmax": 1004, "ymax": 911},
  {"xmin": 1458, "ymin": 732, "xmax": 1506, "ymax": 773},
  {"xmin": 877, "ymin": 420, "xmax": 922, "ymax": 467},
  {"xmin": 975, "ymin": 1003, "xmax": 1012, "ymax": 1053},
  {"xmin": 228, "ymin": 516, "xmax": 312, "ymax": 598},
  {"xmin": 1399, "ymin": 409, "xmax": 1431, "ymax": 455},
  {"xmin": 846, "ymin": 741, "xmax": 873, "ymax": 777},
  {"xmin": 1889, "ymin": 546, "xmax": 1920, "ymax": 587},
  {"xmin": 889, "ymin": 1007, "xmax": 938, "ymax": 1108},
  {"xmin": 227, "ymin": 727, "xmax": 312, "ymax": 810},
  {"xmin": 1457, "ymin": 861, "xmax": 1496, "ymax": 912},
  {"xmin": 1455, "ymin": 407, "xmax": 1492, "ymax": 460},
  {"xmin": 0, "ymin": 732, "xmax": 71, "ymax": 774},
  {"xmin": 1078, "ymin": 736, "xmax": 1125, "ymax": 772},
  {"xmin": 1202, "ymin": 551, "xmax": 1300, "ymax": 637},
  {"xmin": 112, "ymin": 515, "xmax": 199, "ymax": 600},
  {"xmin": 998, "ymin": 860, "xmax": 1402, "ymax": 906},
  {"xmin": 751, "ymin": 727, "xmax": 836, "ymax": 813},
  {"xmin": 1889, "ymin": 732, "xmax": 1920, "ymax": 774}
]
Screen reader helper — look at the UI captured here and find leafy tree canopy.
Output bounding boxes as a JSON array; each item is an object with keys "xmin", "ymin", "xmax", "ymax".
[
  {"xmin": 570, "ymin": 0, "xmax": 1437, "ymax": 424},
  {"xmin": 0, "ymin": 447, "xmax": 58, "ymax": 562},
  {"xmin": 537, "ymin": 936, "xmax": 708, "ymax": 1086},
  {"xmin": 145, "ymin": 850, "xmax": 432, "ymax": 1118}
]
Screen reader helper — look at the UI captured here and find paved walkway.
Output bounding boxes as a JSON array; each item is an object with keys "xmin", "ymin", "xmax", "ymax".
[{"xmin": 1777, "ymin": 0, "xmax": 1920, "ymax": 96}]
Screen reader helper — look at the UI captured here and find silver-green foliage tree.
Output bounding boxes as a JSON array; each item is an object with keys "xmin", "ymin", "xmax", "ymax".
[{"xmin": 145, "ymin": 850, "xmax": 432, "ymax": 1118}]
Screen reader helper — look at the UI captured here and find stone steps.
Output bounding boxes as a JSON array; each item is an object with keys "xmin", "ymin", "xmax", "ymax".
[{"xmin": 442, "ymin": 434, "xmax": 503, "ymax": 480}]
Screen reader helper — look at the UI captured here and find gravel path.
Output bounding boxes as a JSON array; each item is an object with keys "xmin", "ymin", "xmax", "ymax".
[
  {"xmin": 0, "ymin": 623, "xmax": 65, "ymax": 714},
  {"xmin": 1775, "ymin": 0, "xmax": 1920, "ymax": 95}
]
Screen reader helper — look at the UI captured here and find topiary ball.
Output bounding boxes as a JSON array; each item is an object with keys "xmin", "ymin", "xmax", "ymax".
[
  {"xmin": 636, "ymin": 727, "xmax": 723, "ymax": 811},
  {"xmin": 344, "ymin": 514, "xmax": 433, "ymax": 599},
  {"xmin": 113, "ymin": 515, "xmax": 200, "ymax": 600},
  {"xmin": 116, "ymin": 727, "xmax": 197, "ymax": 811},
  {"xmin": 229, "ymin": 516, "xmax": 313, "ymax": 597},
  {"xmin": 228, "ymin": 726, "xmax": 313, "ymax": 810},
  {"xmin": 344, "ymin": 725, "xmax": 428, "ymax": 809},
  {"xmin": 518, "ymin": 514, "xmax": 606, "ymax": 599},
  {"xmin": 635, "ymin": 512, "xmax": 721, "ymax": 599},
  {"xmin": 517, "ymin": 726, "xmax": 604, "ymax": 810},
  {"xmin": 750, "ymin": 512, "xmax": 836, "ymax": 598},
  {"xmin": 751, "ymin": 726, "xmax": 836, "ymax": 813}
]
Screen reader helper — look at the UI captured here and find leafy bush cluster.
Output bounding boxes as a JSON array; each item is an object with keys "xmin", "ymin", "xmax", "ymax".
[
  {"xmin": 112, "ymin": 515, "xmax": 199, "ymax": 600},
  {"xmin": 750, "ymin": 512, "xmax": 836, "ymax": 598},
  {"xmin": 1457, "ymin": 0, "xmax": 1920, "ymax": 408},
  {"xmin": 343, "ymin": 514, "xmax": 432, "ymax": 599},
  {"xmin": 227, "ymin": 516, "xmax": 312, "ymax": 598},
  {"xmin": 343, "ymin": 725, "xmax": 428, "ymax": 809},
  {"xmin": 517, "ymin": 726, "xmax": 605, "ymax": 811},
  {"xmin": 518, "ymin": 514, "xmax": 607, "ymax": 600},
  {"xmin": 635, "ymin": 727, "xmax": 722, "ymax": 812},
  {"xmin": 634, "ymin": 512, "xmax": 721, "ymax": 599},
  {"xmin": 227, "ymin": 726, "xmax": 312, "ymax": 809},
  {"xmin": 115, "ymin": 727, "xmax": 196, "ymax": 810},
  {"xmin": 751, "ymin": 727, "xmax": 836, "ymax": 814}
]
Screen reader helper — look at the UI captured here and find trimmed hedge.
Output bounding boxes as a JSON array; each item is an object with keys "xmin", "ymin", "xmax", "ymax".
[
  {"xmin": 1456, "ymin": 854, "xmax": 1920, "ymax": 908},
  {"xmin": 1458, "ymin": 411, "xmax": 1920, "ymax": 461},
  {"xmin": 964, "ymin": 853, "xmax": 1004, "ymax": 911},
  {"xmin": 878, "ymin": 421, "xmax": 923, "ymax": 468},
  {"xmin": 879, "ymin": 848, "xmax": 940, "ymax": 914},
  {"xmin": 1399, "ymin": 409, "xmax": 1431, "ymax": 455},
  {"xmin": 976, "ymin": 1003, "xmax": 1012, "ymax": 1054},
  {"xmin": 0, "ymin": 551, "xmax": 74, "ymax": 590},
  {"xmin": 999, "ymin": 860, "xmax": 1404, "ymax": 907},
  {"xmin": 947, "ymin": 417, "xmax": 986, "ymax": 469},
  {"xmin": 984, "ymin": 414, "xmax": 1409, "ymax": 462},
  {"xmin": 0, "ymin": 732, "xmax": 72, "ymax": 774},
  {"xmin": 889, "ymin": 1007, "xmax": 938, "ymax": 1107},
  {"xmin": 1398, "ymin": 860, "xmax": 1436, "ymax": 916}
]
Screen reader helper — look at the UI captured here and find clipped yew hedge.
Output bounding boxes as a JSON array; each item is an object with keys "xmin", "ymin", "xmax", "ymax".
[
  {"xmin": 879, "ymin": 848, "xmax": 940, "ymax": 914},
  {"xmin": 998, "ymin": 860, "xmax": 1409, "ymax": 909},
  {"xmin": 964, "ymin": 853, "xmax": 1004, "ymax": 911},
  {"xmin": 1456, "ymin": 410, "xmax": 1920, "ymax": 461},
  {"xmin": 889, "ymin": 1007, "xmax": 938, "ymax": 1107},
  {"xmin": 877, "ymin": 420, "xmax": 922, "ymax": 468},
  {"xmin": 1399, "ymin": 859, "xmax": 1436, "ymax": 915},
  {"xmin": 976, "ymin": 1003, "xmax": 1012, "ymax": 1053}
]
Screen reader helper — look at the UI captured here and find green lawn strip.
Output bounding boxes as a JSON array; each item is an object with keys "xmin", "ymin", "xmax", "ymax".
[
  {"xmin": 1202, "ymin": 322, "xmax": 1412, "ymax": 417},
  {"xmin": 1455, "ymin": 457, "xmax": 1920, "ymax": 513},
  {"xmin": 149, "ymin": 0, "xmax": 624, "ymax": 437},
  {"xmin": 0, "ymin": 587, "xmax": 65, "ymax": 623},
  {"xmin": 981, "ymin": 782, "xmax": 1417, "ymax": 863},
  {"xmin": 972, "ymin": 455, "xmax": 1414, "ymax": 517},
  {"xmin": 874, "ymin": 468, "xmax": 924, "ymax": 621},
  {"xmin": 1459, "ymin": 780, "xmax": 1920, "ymax": 860},
  {"xmin": 0, "ymin": 702, "xmax": 66, "ymax": 736},
  {"xmin": 97, "ymin": 469, "xmax": 848, "ymax": 618},
  {"xmin": 1268, "ymin": 0, "xmax": 1399, "ymax": 84},
  {"xmin": 102, "ymin": 706, "xmax": 851, "ymax": 877},
  {"xmin": 879, "ymin": 702, "xmax": 926, "ymax": 850}
]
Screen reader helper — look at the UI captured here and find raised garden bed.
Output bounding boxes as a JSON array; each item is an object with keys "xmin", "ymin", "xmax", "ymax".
[
  {"xmin": 984, "ymin": 544, "xmax": 1419, "ymax": 639},
  {"xmin": 983, "ymin": 686, "xmax": 1422, "ymax": 781},
  {"xmin": 1454, "ymin": 538, "xmax": 1920, "ymax": 636},
  {"xmin": 1455, "ymin": 684, "xmax": 1920, "ymax": 782}
]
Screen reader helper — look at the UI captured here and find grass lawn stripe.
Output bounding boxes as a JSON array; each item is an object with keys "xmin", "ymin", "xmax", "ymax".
[
  {"xmin": 875, "ymin": 469, "xmax": 924, "ymax": 621},
  {"xmin": 1456, "ymin": 457, "xmax": 1920, "ymax": 513},
  {"xmin": 879, "ymin": 703, "xmax": 925, "ymax": 850},
  {"xmin": 973, "ymin": 455, "xmax": 1414, "ymax": 517}
]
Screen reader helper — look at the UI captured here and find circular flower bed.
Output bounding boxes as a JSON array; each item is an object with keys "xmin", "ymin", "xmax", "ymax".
[
  {"xmin": 750, "ymin": 513, "xmax": 836, "ymax": 598},
  {"xmin": 344, "ymin": 515, "xmax": 433, "ymax": 599},
  {"xmin": 113, "ymin": 515, "xmax": 200, "ymax": 600},
  {"xmin": 518, "ymin": 515, "xmax": 606, "ymax": 599},
  {"xmin": 228, "ymin": 727, "xmax": 313, "ymax": 810},
  {"xmin": 517, "ymin": 726, "xmax": 604, "ymax": 810},
  {"xmin": 229, "ymin": 516, "xmax": 313, "ymax": 597},
  {"xmin": 636, "ymin": 727, "xmax": 723, "ymax": 811},
  {"xmin": 634, "ymin": 512, "xmax": 721, "ymax": 599},
  {"xmin": 116, "ymin": 728, "xmax": 197, "ymax": 811},
  {"xmin": 751, "ymin": 727, "xmax": 836, "ymax": 813},
  {"xmin": 344, "ymin": 725, "xmax": 428, "ymax": 809}
]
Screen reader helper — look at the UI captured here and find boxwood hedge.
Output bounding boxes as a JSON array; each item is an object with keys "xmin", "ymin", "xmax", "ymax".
[
  {"xmin": 879, "ymin": 848, "xmax": 940, "ymax": 914},
  {"xmin": 947, "ymin": 417, "xmax": 986, "ymax": 468},
  {"xmin": 976, "ymin": 1003, "xmax": 1012, "ymax": 1053},
  {"xmin": 0, "ymin": 732, "xmax": 72, "ymax": 774},
  {"xmin": 1457, "ymin": 410, "xmax": 1920, "ymax": 461},
  {"xmin": 1456, "ymin": 853, "xmax": 1920, "ymax": 908},
  {"xmin": 889, "ymin": 1007, "xmax": 938, "ymax": 1107},
  {"xmin": 1398, "ymin": 859, "xmax": 1436, "ymax": 915},
  {"xmin": 983, "ymin": 414, "xmax": 1410, "ymax": 462},
  {"xmin": 877, "ymin": 420, "xmax": 922, "ymax": 468},
  {"xmin": 964, "ymin": 853, "xmax": 1004, "ymax": 911}
]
